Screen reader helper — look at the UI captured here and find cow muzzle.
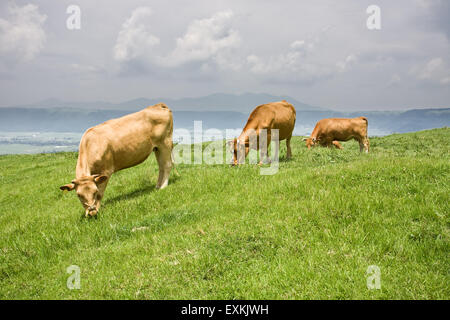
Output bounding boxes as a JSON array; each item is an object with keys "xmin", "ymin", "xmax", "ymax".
[
  {"xmin": 85, "ymin": 210, "xmax": 98, "ymax": 218},
  {"xmin": 85, "ymin": 204, "xmax": 98, "ymax": 217}
]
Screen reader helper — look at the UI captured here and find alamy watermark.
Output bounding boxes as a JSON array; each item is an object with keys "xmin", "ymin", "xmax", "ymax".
[
  {"xmin": 67, "ymin": 265, "xmax": 81, "ymax": 290},
  {"xmin": 66, "ymin": 5, "xmax": 81, "ymax": 30},
  {"xmin": 366, "ymin": 5, "xmax": 381, "ymax": 30},
  {"xmin": 366, "ymin": 265, "xmax": 381, "ymax": 290},
  {"xmin": 65, "ymin": 5, "xmax": 380, "ymax": 31}
]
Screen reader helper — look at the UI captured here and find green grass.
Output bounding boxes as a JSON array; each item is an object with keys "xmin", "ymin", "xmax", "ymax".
[{"xmin": 0, "ymin": 128, "xmax": 449, "ymax": 299}]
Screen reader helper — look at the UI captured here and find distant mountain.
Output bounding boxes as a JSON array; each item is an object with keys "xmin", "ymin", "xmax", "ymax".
[
  {"xmin": 5, "ymin": 93, "xmax": 323, "ymax": 112},
  {"xmin": 119, "ymin": 93, "xmax": 324, "ymax": 112},
  {"xmin": 0, "ymin": 106, "xmax": 448, "ymax": 136},
  {"xmin": 15, "ymin": 98, "xmax": 117, "ymax": 110}
]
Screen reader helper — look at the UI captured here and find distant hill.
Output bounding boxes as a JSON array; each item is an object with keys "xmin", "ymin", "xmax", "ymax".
[
  {"xmin": 5, "ymin": 93, "xmax": 323, "ymax": 113},
  {"xmin": 0, "ymin": 106, "xmax": 448, "ymax": 136}
]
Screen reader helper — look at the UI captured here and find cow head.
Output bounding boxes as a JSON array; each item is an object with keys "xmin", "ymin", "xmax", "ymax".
[
  {"xmin": 60, "ymin": 174, "xmax": 108, "ymax": 217},
  {"xmin": 303, "ymin": 137, "xmax": 318, "ymax": 149},
  {"xmin": 226, "ymin": 138, "xmax": 247, "ymax": 166}
]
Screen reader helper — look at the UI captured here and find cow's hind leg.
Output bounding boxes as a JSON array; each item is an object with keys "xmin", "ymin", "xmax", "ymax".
[
  {"xmin": 357, "ymin": 138, "xmax": 369, "ymax": 153},
  {"xmin": 363, "ymin": 137, "xmax": 370, "ymax": 153},
  {"xmin": 356, "ymin": 137, "xmax": 369, "ymax": 153},
  {"xmin": 286, "ymin": 136, "xmax": 292, "ymax": 159},
  {"xmin": 154, "ymin": 143, "xmax": 173, "ymax": 189},
  {"xmin": 357, "ymin": 139, "xmax": 364, "ymax": 152}
]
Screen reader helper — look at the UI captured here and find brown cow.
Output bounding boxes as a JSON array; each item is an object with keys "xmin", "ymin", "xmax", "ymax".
[
  {"xmin": 60, "ymin": 103, "xmax": 173, "ymax": 217},
  {"xmin": 228, "ymin": 100, "xmax": 296, "ymax": 165},
  {"xmin": 304, "ymin": 117, "xmax": 369, "ymax": 152}
]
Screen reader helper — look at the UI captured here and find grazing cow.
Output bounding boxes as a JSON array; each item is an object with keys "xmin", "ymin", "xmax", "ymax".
[
  {"xmin": 304, "ymin": 117, "xmax": 369, "ymax": 152},
  {"xmin": 60, "ymin": 103, "xmax": 173, "ymax": 217},
  {"xmin": 228, "ymin": 100, "xmax": 296, "ymax": 165}
]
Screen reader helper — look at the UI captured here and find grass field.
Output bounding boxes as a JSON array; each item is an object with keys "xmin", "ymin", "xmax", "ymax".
[{"xmin": 0, "ymin": 128, "xmax": 449, "ymax": 299}]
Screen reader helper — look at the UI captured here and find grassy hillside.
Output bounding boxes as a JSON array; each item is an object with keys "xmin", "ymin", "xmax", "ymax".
[{"xmin": 0, "ymin": 128, "xmax": 448, "ymax": 299}]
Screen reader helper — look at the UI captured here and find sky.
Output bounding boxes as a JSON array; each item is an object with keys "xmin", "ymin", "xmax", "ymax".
[{"xmin": 0, "ymin": 0, "xmax": 449, "ymax": 110}]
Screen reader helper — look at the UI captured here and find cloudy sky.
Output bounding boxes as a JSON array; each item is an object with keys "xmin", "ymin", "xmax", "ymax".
[{"xmin": 0, "ymin": 0, "xmax": 449, "ymax": 110}]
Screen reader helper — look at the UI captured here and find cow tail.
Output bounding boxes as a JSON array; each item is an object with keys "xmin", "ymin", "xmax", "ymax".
[{"xmin": 360, "ymin": 117, "xmax": 369, "ymax": 139}]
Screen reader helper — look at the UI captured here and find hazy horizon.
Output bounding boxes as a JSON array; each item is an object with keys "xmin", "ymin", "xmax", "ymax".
[{"xmin": 1, "ymin": 92, "xmax": 449, "ymax": 112}]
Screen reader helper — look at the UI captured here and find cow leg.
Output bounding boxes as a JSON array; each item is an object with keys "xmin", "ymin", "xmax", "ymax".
[
  {"xmin": 286, "ymin": 136, "xmax": 292, "ymax": 159},
  {"xmin": 155, "ymin": 144, "xmax": 173, "ymax": 189},
  {"xmin": 363, "ymin": 137, "xmax": 370, "ymax": 153},
  {"xmin": 95, "ymin": 177, "xmax": 109, "ymax": 212},
  {"xmin": 356, "ymin": 138, "xmax": 365, "ymax": 153},
  {"xmin": 259, "ymin": 147, "xmax": 268, "ymax": 165},
  {"xmin": 259, "ymin": 129, "xmax": 271, "ymax": 165},
  {"xmin": 323, "ymin": 140, "xmax": 333, "ymax": 148},
  {"xmin": 332, "ymin": 141, "xmax": 343, "ymax": 149}
]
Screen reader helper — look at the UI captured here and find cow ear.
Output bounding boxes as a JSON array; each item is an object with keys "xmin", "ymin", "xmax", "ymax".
[
  {"xmin": 302, "ymin": 138, "xmax": 308, "ymax": 141},
  {"xmin": 94, "ymin": 175, "xmax": 108, "ymax": 184},
  {"xmin": 60, "ymin": 183, "xmax": 75, "ymax": 192}
]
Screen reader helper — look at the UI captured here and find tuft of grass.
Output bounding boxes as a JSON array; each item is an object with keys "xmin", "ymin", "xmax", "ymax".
[{"xmin": 0, "ymin": 128, "xmax": 449, "ymax": 299}]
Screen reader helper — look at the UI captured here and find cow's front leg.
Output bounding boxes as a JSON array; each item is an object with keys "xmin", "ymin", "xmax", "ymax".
[
  {"xmin": 332, "ymin": 141, "xmax": 343, "ymax": 149},
  {"xmin": 260, "ymin": 152, "xmax": 272, "ymax": 164},
  {"xmin": 91, "ymin": 177, "xmax": 109, "ymax": 217},
  {"xmin": 259, "ymin": 133, "xmax": 272, "ymax": 165}
]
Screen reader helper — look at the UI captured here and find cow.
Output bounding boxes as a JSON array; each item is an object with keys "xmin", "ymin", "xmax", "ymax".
[
  {"xmin": 228, "ymin": 100, "xmax": 296, "ymax": 165},
  {"xmin": 60, "ymin": 103, "xmax": 173, "ymax": 217},
  {"xmin": 304, "ymin": 117, "xmax": 369, "ymax": 152}
]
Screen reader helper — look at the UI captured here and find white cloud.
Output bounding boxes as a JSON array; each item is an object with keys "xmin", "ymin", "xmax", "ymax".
[
  {"xmin": 440, "ymin": 77, "xmax": 450, "ymax": 84},
  {"xmin": 410, "ymin": 57, "xmax": 450, "ymax": 85},
  {"xmin": 113, "ymin": 9, "xmax": 240, "ymax": 72},
  {"xmin": 113, "ymin": 7, "xmax": 160, "ymax": 62},
  {"xmin": 388, "ymin": 74, "xmax": 402, "ymax": 86},
  {"xmin": 164, "ymin": 10, "xmax": 240, "ymax": 67},
  {"xmin": 0, "ymin": 4, "xmax": 47, "ymax": 62},
  {"xmin": 247, "ymin": 39, "xmax": 311, "ymax": 75},
  {"xmin": 69, "ymin": 63, "xmax": 103, "ymax": 74},
  {"xmin": 246, "ymin": 38, "xmax": 348, "ymax": 83},
  {"xmin": 336, "ymin": 54, "xmax": 357, "ymax": 72},
  {"xmin": 290, "ymin": 39, "xmax": 315, "ymax": 52}
]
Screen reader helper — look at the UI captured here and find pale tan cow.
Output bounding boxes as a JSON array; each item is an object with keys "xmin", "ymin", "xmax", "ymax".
[
  {"xmin": 304, "ymin": 117, "xmax": 369, "ymax": 152},
  {"xmin": 60, "ymin": 103, "xmax": 173, "ymax": 217},
  {"xmin": 229, "ymin": 100, "xmax": 296, "ymax": 165}
]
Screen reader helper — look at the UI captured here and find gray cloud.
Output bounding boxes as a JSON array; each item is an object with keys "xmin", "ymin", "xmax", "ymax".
[
  {"xmin": 0, "ymin": 3, "xmax": 47, "ymax": 63},
  {"xmin": 417, "ymin": 0, "xmax": 450, "ymax": 40},
  {"xmin": 0, "ymin": 0, "xmax": 449, "ymax": 110}
]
